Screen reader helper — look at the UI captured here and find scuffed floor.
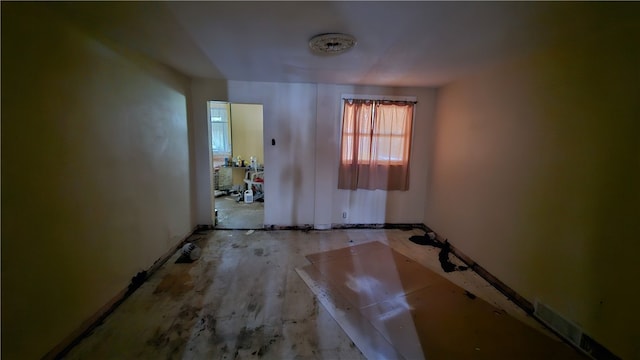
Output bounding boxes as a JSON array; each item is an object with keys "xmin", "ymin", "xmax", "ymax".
[
  {"xmin": 64, "ymin": 229, "xmax": 574, "ymax": 359},
  {"xmin": 214, "ymin": 195, "xmax": 264, "ymax": 229}
]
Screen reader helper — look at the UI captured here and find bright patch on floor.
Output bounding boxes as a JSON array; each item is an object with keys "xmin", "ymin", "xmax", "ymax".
[{"xmin": 298, "ymin": 241, "xmax": 587, "ymax": 360}]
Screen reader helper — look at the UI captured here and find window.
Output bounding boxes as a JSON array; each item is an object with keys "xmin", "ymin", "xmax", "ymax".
[
  {"xmin": 209, "ymin": 103, "xmax": 231, "ymax": 168},
  {"xmin": 210, "ymin": 108, "xmax": 231, "ymax": 154},
  {"xmin": 338, "ymin": 99, "xmax": 415, "ymax": 191}
]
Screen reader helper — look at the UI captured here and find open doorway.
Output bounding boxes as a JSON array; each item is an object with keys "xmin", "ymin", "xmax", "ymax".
[{"xmin": 209, "ymin": 101, "xmax": 265, "ymax": 229}]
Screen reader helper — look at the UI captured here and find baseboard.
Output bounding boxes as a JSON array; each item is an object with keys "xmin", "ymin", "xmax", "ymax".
[
  {"xmin": 43, "ymin": 226, "xmax": 208, "ymax": 360},
  {"xmin": 262, "ymin": 223, "xmax": 424, "ymax": 231},
  {"xmin": 332, "ymin": 223, "xmax": 385, "ymax": 229},
  {"xmin": 332, "ymin": 223, "xmax": 425, "ymax": 230},
  {"xmin": 264, "ymin": 224, "xmax": 314, "ymax": 231}
]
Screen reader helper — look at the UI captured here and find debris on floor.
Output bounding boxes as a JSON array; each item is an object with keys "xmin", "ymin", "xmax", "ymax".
[
  {"xmin": 409, "ymin": 232, "xmax": 468, "ymax": 273},
  {"xmin": 408, "ymin": 231, "xmax": 440, "ymax": 247},
  {"xmin": 439, "ymin": 241, "xmax": 468, "ymax": 273},
  {"xmin": 175, "ymin": 242, "xmax": 202, "ymax": 263}
]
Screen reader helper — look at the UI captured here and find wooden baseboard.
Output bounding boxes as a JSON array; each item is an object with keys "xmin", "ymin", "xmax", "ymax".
[{"xmin": 43, "ymin": 226, "xmax": 207, "ymax": 360}]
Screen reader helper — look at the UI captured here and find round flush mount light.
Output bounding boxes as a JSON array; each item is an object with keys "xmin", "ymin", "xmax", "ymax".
[{"xmin": 309, "ymin": 33, "xmax": 357, "ymax": 55}]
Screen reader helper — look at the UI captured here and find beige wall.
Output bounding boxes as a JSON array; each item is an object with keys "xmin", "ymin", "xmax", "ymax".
[
  {"xmin": 231, "ymin": 103, "xmax": 264, "ymax": 167},
  {"xmin": 1, "ymin": 4, "xmax": 193, "ymax": 358},
  {"xmin": 229, "ymin": 103, "xmax": 264, "ymax": 187},
  {"xmin": 425, "ymin": 6, "xmax": 640, "ymax": 358}
]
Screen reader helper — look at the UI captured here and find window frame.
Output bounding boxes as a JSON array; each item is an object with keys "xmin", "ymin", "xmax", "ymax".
[{"xmin": 339, "ymin": 94, "xmax": 417, "ymax": 166}]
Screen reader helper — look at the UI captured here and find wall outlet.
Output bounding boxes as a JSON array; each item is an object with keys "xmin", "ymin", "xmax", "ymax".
[{"xmin": 342, "ymin": 211, "xmax": 348, "ymax": 219}]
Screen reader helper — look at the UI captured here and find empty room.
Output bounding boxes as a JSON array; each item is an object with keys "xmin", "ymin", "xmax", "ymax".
[{"xmin": 2, "ymin": 2, "xmax": 638, "ymax": 359}]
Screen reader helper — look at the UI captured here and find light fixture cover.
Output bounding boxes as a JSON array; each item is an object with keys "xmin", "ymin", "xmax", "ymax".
[{"xmin": 309, "ymin": 33, "xmax": 357, "ymax": 55}]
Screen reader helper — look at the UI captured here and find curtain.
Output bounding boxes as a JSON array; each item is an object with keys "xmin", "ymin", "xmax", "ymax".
[{"xmin": 338, "ymin": 100, "xmax": 414, "ymax": 190}]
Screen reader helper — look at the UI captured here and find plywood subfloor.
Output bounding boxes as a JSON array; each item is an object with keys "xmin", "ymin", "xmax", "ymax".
[{"xmin": 298, "ymin": 241, "xmax": 587, "ymax": 360}]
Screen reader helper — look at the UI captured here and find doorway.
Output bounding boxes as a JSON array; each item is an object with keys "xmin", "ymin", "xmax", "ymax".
[{"xmin": 209, "ymin": 101, "xmax": 265, "ymax": 229}]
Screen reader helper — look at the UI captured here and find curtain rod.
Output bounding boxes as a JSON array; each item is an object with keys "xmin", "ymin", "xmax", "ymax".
[{"xmin": 341, "ymin": 98, "xmax": 418, "ymax": 104}]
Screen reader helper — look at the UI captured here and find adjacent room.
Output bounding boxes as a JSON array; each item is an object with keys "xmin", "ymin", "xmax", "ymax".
[
  {"xmin": 209, "ymin": 101, "xmax": 265, "ymax": 229},
  {"xmin": 2, "ymin": 2, "xmax": 638, "ymax": 359}
]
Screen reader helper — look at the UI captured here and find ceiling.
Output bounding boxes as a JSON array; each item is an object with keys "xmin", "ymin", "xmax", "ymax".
[{"xmin": 51, "ymin": 1, "xmax": 627, "ymax": 88}]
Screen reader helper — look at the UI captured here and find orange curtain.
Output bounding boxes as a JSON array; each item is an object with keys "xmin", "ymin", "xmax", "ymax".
[{"xmin": 338, "ymin": 100, "xmax": 414, "ymax": 190}]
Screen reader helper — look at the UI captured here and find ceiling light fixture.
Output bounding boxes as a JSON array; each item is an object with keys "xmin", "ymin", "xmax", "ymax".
[{"xmin": 309, "ymin": 33, "xmax": 357, "ymax": 55}]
